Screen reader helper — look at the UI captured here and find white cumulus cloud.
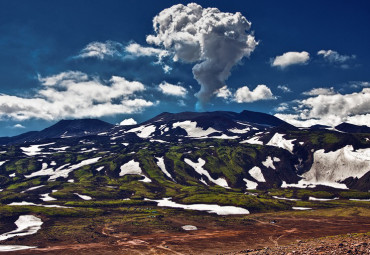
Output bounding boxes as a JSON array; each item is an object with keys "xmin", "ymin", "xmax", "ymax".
[
  {"xmin": 317, "ymin": 50, "xmax": 355, "ymax": 64},
  {"xmin": 146, "ymin": 3, "xmax": 257, "ymax": 108},
  {"xmin": 275, "ymin": 88, "xmax": 370, "ymax": 127},
  {"xmin": 271, "ymin": 51, "xmax": 310, "ymax": 68},
  {"xmin": 349, "ymin": 81, "xmax": 370, "ymax": 89},
  {"xmin": 74, "ymin": 41, "xmax": 125, "ymax": 60},
  {"xmin": 234, "ymin": 84, "xmax": 275, "ymax": 103},
  {"xmin": 159, "ymin": 81, "xmax": 188, "ymax": 97},
  {"xmin": 120, "ymin": 118, "xmax": 137, "ymax": 126},
  {"xmin": 0, "ymin": 71, "xmax": 153, "ymax": 121},
  {"xmin": 38, "ymin": 71, "xmax": 88, "ymax": 86},
  {"xmin": 74, "ymin": 41, "xmax": 171, "ymax": 73},
  {"xmin": 275, "ymin": 103, "xmax": 289, "ymax": 112},
  {"xmin": 125, "ymin": 42, "xmax": 171, "ymax": 73},
  {"xmin": 302, "ymin": 87, "xmax": 336, "ymax": 96},
  {"xmin": 215, "ymin": 86, "xmax": 232, "ymax": 99},
  {"xmin": 125, "ymin": 42, "xmax": 168, "ymax": 58},
  {"xmin": 277, "ymin": 85, "xmax": 291, "ymax": 93},
  {"xmin": 158, "ymin": 82, "xmax": 188, "ymax": 97}
]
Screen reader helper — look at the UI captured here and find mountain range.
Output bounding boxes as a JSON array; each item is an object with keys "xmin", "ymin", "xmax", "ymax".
[{"xmin": 0, "ymin": 110, "xmax": 369, "ymax": 211}]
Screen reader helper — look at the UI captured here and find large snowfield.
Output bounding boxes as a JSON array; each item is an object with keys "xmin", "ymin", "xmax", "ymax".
[{"xmin": 299, "ymin": 145, "xmax": 370, "ymax": 189}]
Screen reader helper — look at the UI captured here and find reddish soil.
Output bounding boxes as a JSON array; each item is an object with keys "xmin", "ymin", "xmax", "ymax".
[
  {"xmin": 6, "ymin": 214, "xmax": 370, "ymax": 255},
  {"xmin": 237, "ymin": 233, "xmax": 369, "ymax": 254}
]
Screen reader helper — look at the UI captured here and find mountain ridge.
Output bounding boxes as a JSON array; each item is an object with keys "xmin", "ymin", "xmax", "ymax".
[
  {"xmin": 0, "ymin": 119, "xmax": 113, "ymax": 145},
  {"xmin": 2, "ymin": 111, "xmax": 370, "ymax": 146},
  {"xmin": 0, "ymin": 110, "xmax": 369, "ymax": 192}
]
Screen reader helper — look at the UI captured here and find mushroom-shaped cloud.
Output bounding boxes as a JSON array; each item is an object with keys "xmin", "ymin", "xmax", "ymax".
[{"xmin": 146, "ymin": 3, "xmax": 257, "ymax": 110}]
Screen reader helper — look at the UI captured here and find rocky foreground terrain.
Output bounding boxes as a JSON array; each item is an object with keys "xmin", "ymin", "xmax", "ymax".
[{"xmin": 239, "ymin": 232, "xmax": 369, "ymax": 255}]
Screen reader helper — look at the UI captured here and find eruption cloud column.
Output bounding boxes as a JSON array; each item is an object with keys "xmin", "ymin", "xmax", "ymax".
[{"xmin": 146, "ymin": 3, "xmax": 257, "ymax": 109}]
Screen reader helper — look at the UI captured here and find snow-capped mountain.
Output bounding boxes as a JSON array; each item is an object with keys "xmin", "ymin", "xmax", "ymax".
[
  {"xmin": 0, "ymin": 110, "xmax": 370, "ymax": 200},
  {"xmin": 108, "ymin": 110, "xmax": 296, "ymax": 142}
]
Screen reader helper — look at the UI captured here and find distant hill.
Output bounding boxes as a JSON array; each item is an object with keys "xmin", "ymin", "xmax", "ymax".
[
  {"xmin": 0, "ymin": 119, "xmax": 113, "ymax": 145},
  {"xmin": 335, "ymin": 122, "xmax": 370, "ymax": 133}
]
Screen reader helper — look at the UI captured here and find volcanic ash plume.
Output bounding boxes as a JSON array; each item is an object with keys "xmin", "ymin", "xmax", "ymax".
[{"xmin": 146, "ymin": 3, "xmax": 257, "ymax": 109}]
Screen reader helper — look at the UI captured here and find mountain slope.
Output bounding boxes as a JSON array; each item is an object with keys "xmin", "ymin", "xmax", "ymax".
[
  {"xmin": 335, "ymin": 122, "xmax": 370, "ymax": 133},
  {"xmin": 109, "ymin": 110, "xmax": 297, "ymax": 143},
  {"xmin": 0, "ymin": 109, "xmax": 369, "ymax": 211},
  {"xmin": 143, "ymin": 110, "xmax": 295, "ymax": 129},
  {"xmin": 0, "ymin": 119, "xmax": 113, "ymax": 145}
]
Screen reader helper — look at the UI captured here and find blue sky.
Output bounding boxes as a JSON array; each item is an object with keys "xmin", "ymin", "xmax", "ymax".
[{"xmin": 0, "ymin": 0, "xmax": 370, "ymax": 136}]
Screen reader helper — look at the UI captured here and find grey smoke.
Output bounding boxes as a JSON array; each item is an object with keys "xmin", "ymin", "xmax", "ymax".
[{"xmin": 146, "ymin": 3, "xmax": 257, "ymax": 109}]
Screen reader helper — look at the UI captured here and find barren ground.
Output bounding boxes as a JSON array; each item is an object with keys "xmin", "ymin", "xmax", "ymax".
[{"xmin": 2, "ymin": 208, "xmax": 369, "ymax": 255}]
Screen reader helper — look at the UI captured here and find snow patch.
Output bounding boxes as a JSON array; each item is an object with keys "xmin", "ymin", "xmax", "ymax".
[
  {"xmin": 96, "ymin": 166, "xmax": 104, "ymax": 172},
  {"xmin": 281, "ymin": 180, "xmax": 348, "ymax": 190},
  {"xmin": 301, "ymin": 145, "xmax": 370, "ymax": 189},
  {"xmin": 240, "ymin": 136, "xmax": 263, "ymax": 145},
  {"xmin": 155, "ymin": 157, "xmax": 174, "ymax": 181},
  {"xmin": 172, "ymin": 121, "xmax": 218, "ymax": 138},
  {"xmin": 74, "ymin": 193, "xmax": 92, "ymax": 200},
  {"xmin": 0, "ymin": 245, "xmax": 37, "ymax": 252},
  {"xmin": 50, "ymin": 146, "xmax": 70, "ymax": 152},
  {"xmin": 207, "ymin": 134, "xmax": 239, "ymax": 139},
  {"xmin": 21, "ymin": 142, "xmax": 55, "ymax": 156},
  {"xmin": 292, "ymin": 207, "xmax": 312, "ymax": 210},
  {"xmin": 24, "ymin": 185, "xmax": 45, "ymax": 192},
  {"xmin": 272, "ymin": 196, "xmax": 300, "ymax": 201},
  {"xmin": 200, "ymin": 178, "xmax": 208, "ymax": 186},
  {"xmin": 309, "ymin": 196, "xmax": 339, "ymax": 201},
  {"xmin": 228, "ymin": 127, "xmax": 250, "ymax": 134},
  {"xmin": 127, "ymin": 125, "xmax": 156, "ymax": 138},
  {"xmin": 243, "ymin": 179, "xmax": 258, "ymax": 190},
  {"xmin": 8, "ymin": 201, "xmax": 37, "ymax": 206},
  {"xmin": 184, "ymin": 158, "xmax": 229, "ymax": 188},
  {"xmin": 248, "ymin": 166, "xmax": 265, "ymax": 182},
  {"xmin": 145, "ymin": 197, "xmax": 249, "ymax": 215},
  {"xmin": 150, "ymin": 139, "xmax": 168, "ymax": 143},
  {"xmin": 0, "ymin": 215, "xmax": 43, "ymax": 241},
  {"xmin": 267, "ymin": 133, "xmax": 296, "ymax": 153},
  {"xmin": 60, "ymin": 131, "xmax": 72, "ymax": 138},
  {"xmin": 25, "ymin": 158, "xmax": 101, "ymax": 181},
  {"xmin": 119, "ymin": 160, "xmax": 151, "ymax": 182},
  {"xmin": 8, "ymin": 201, "xmax": 71, "ymax": 208},
  {"xmin": 262, "ymin": 156, "xmax": 276, "ymax": 169},
  {"xmin": 40, "ymin": 193, "xmax": 56, "ymax": 201},
  {"xmin": 80, "ymin": 148, "xmax": 98, "ymax": 153}
]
